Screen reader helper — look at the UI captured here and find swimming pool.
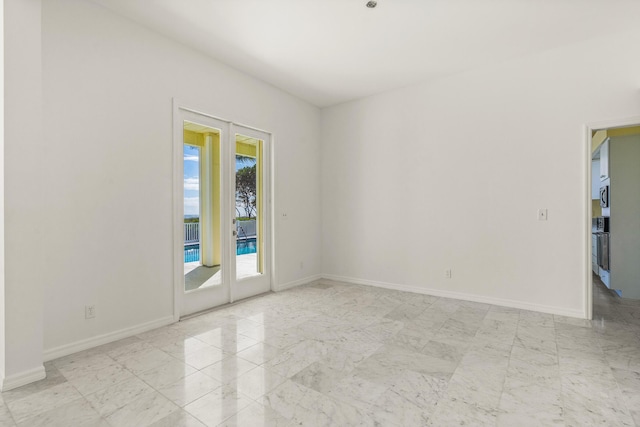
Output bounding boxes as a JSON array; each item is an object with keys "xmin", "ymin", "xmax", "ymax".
[
  {"xmin": 236, "ymin": 238, "xmax": 257, "ymax": 255},
  {"xmin": 184, "ymin": 244, "xmax": 200, "ymax": 263},
  {"xmin": 184, "ymin": 238, "xmax": 256, "ymax": 263}
]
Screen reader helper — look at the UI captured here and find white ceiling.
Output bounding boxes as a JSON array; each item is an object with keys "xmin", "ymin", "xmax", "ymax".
[{"xmin": 89, "ymin": 0, "xmax": 640, "ymax": 107}]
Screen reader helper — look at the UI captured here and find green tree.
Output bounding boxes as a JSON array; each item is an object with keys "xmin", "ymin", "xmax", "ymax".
[{"xmin": 236, "ymin": 164, "xmax": 256, "ymax": 218}]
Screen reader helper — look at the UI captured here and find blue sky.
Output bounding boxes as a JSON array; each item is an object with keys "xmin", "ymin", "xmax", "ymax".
[
  {"xmin": 184, "ymin": 146, "xmax": 256, "ymax": 217},
  {"xmin": 183, "ymin": 145, "xmax": 200, "ymax": 216}
]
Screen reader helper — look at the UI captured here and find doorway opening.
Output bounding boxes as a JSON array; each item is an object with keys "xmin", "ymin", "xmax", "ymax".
[{"xmin": 586, "ymin": 118, "xmax": 640, "ymax": 319}]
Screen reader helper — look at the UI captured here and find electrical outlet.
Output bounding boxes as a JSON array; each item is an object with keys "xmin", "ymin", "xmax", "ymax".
[
  {"xmin": 537, "ymin": 209, "xmax": 548, "ymax": 221},
  {"xmin": 445, "ymin": 269, "xmax": 452, "ymax": 279},
  {"xmin": 85, "ymin": 305, "xmax": 96, "ymax": 319}
]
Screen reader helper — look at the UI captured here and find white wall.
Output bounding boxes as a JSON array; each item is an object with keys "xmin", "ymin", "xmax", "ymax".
[
  {"xmin": 2, "ymin": 0, "xmax": 45, "ymax": 388},
  {"xmin": 0, "ymin": 0, "xmax": 5, "ymax": 383},
  {"xmin": 321, "ymin": 28, "xmax": 640, "ymax": 318},
  {"xmin": 41, "ymin": 0, "xmax": 321, "ymax": 354}
]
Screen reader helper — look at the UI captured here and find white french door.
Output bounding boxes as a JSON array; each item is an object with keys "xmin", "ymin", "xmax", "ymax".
[
  {"xmin": 230, "ymin": 125, "xmax": 271, "ymax": 301},
  {"xmin": 174, "ymin": 104, "xmax": 271, "ymax": 318}
]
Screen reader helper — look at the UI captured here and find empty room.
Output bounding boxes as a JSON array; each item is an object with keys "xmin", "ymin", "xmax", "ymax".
[{"xmin": 2, "ymin": 0, "xmax": 640, "ymax": 425}]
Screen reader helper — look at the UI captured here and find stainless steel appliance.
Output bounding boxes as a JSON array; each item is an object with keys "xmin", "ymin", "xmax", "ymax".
[
  {"xmin": 596, "ymin": 216, "xmax": 610, "ymax": 233},
  {"xmin": 594, "ymin": 217, "xmax": 610, "ymax": 272},
  {"xmin": 600, "ymin": 185, "xmax": 610, "ymax": 208},
  {"xmin": 597, "ymin": 232, "xmax": 610, "ymax": 271}
]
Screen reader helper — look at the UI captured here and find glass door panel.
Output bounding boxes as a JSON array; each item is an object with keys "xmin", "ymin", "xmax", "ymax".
[
  {"xmin": 183, "ymin": 121, "xmax": 222, "ymax": 291},
  {"xmin": 183, "ymin": 143, "xmax": 202, "ymax": 273},
  {"xmin": 235, "ymin": 134, "xmax": 262, "ymax": 280},
  {"xmin": 178, "ymin": 111, "xmax": 230, "ymax": 317},
  {"xmin": 231, "ymin": 126, "xmax": 270, "ymax": 301}
]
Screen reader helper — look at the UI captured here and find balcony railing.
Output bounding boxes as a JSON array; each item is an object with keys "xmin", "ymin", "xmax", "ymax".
[
  {"xmin": 184, "ymin": 219, "xmax": 256, "ymax": 245},
  {"xmin": 184, "ymin": 222, "xmax": 199, "ymax": 244}
]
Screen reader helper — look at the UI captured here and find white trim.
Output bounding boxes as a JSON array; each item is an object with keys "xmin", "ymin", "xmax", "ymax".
[
  {"xmin": 274, "ymin": 274, "xmax": 322, "ymax": 292},
  {"xmin": 172, "ymin": 99, "xmax": 274, "ymax": 316},
  {"xmin": 1, "ymin": 365, "xmax": 46, "ymax": 392},
  {"xmin": 584, "ymin": 115, "xmax": 640, "ymax": 320},
  {"xmin": 173, "ymin": 104, "xmax": 274, "ymax": 135},
  {"xmin": 322, "ymin": 274, "xmax": 585, "ymax": 319},
  {"xmin": 584, "ymin": 124, "xmax": 593, "ymax": 320},
  {"xmin": 172, "ymin": 98, "xmax": 183, "ymax": 322},
  {"xmin": 232, "ymin": 121, "xmax": 272, "ymax": 136},
  {"xmin": 228, "ymin": 123, "xmax": 237, "ymax": 303},
  {"xmin": 587, "ymin": 116, "xmax": 640, "ymax": 132},
  {"xmin": 43, "ymin": 315, "xmax": 175, "ymax": 362},
  {"xmin": 178, "ymin": 105, "xmax": 232, "ymax": 124},
  {"xmin": 269, "ymin": 136, "xmax": 277, "ymax": 292}
]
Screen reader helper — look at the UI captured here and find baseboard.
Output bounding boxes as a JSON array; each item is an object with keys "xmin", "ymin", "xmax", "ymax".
[
  {"xmin": 274, "ymin": 274, "xmax": 322, "ymax": 292},
  {"xmin": 322, "ymin": 274, "xmax": 585, "ymax": 319},
  {"xmin": 1, "ymin": 365, "xmax": 46, "ymax": 391},
  {"xmin": 43, "ymin": 315, "xmax": 176, "ymax": 362},
  {"xmin": 40, "ymin": 274, "xmax": 583, "ymax": 365}
]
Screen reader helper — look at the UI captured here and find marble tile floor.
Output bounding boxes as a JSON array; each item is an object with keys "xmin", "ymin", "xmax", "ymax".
[{"xmin": 2, "ymin": 277, "xmax": 640, "ymax": 426}]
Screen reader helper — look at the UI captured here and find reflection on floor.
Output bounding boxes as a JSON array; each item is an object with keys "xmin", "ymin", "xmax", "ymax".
[
  {"xmin": 2, "ymin": 278, "xmax": 640, "ymax": 426},
  {"xmin": 184, "ymin": 254, "xmax": 259, "ymax": 291}
]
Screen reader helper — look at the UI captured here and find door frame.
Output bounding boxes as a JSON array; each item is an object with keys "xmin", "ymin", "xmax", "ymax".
[
  {"xmin": 172, "ymin": 99, "xmax": 274, "ymax": 321},
  {"xmin": 583, "ymin": 114, "xmax": 640, "ymax": 320}
]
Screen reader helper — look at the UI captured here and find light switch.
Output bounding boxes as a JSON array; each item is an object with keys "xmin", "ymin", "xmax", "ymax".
[{"xmin": 537, "ymin": 209, "xmax": 548, "ymax": 221}]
